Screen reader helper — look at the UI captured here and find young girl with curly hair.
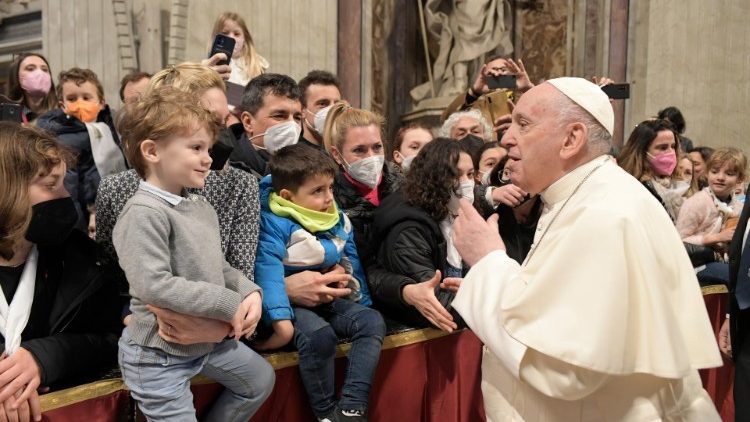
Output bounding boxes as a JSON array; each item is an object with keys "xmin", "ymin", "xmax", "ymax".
[{"xmin": 369, "ymin": 138, "xmax": 473, "ymax": 331}]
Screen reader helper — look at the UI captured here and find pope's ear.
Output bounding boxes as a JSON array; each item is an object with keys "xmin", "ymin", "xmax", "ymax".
[{"xmin": 559, "ymin": 122, "xmax": 588, "ymax": 160}]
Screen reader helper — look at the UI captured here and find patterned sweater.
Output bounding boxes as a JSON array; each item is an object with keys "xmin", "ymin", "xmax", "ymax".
[{"xmin": 96, "ymin": 168, "xmax": 260, "ymax": 294}]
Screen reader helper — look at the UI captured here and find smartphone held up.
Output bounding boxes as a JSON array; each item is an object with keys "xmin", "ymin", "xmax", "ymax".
[{"xmin": 209, "ymin": 34, "xmax": 236, "ymax": 66}]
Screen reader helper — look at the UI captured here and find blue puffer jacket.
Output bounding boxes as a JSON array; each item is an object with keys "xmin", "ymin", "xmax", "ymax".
[{"xmin": 255, "ymin": 175, "xmax": 371, "ymax": 323}]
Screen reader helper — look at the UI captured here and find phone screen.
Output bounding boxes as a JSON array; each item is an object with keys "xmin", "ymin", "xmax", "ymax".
[
  {"xmin": 209, "ymin": 34, "xmax": 236, "ymax": 66},
  {"xmin": 0, "ymin": 103, "xmax": 22, "ymax": 123},
  {"xmin": 601, "ymin": 83, "xmax": 630, "ymax": 99},
  {"xmin": 487, "ymin": 75, "xmax": 517, "ymax": 90}
]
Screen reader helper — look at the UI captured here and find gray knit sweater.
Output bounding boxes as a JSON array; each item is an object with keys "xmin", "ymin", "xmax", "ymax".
[{"xmin": 113, "ymin": 189, "xmax": 260, "ymax": 356}]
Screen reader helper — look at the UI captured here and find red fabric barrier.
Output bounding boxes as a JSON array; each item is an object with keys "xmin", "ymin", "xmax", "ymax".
[
  {"xmin": 42, "ymin": 390, "xmax": 130, "ymax": 422},
  {"xmin": 700, "ymin": 289, "xmax": 734, "ymax": 422},
  {"xmin": 192, "ymin": 329, "xmax": 485, "ymax": 422}
]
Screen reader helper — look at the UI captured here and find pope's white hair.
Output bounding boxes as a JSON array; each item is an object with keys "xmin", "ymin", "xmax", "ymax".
[
  {"xmin": 553, "ymin": 92, "xmax": 612, "ymax": 156},
  {"xmin": 440, "ymin": 109, "xmax": 493, "ymax": 141}
]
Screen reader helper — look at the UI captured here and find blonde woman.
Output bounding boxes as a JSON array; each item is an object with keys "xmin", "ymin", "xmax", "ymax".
[
  {"xmin": 323, "ymin": 103, "xmax": 403, "ymax": 266},
  {"xmin": 210, "ymin": 12, "xmax": 269, "ymax": 86}
]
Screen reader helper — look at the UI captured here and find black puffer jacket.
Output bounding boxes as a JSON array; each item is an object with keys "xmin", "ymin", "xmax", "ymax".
[
  {"xmin": 368, "ymin": 189, "xmax": 463, "ymax": 328},
  {"xmin": 334, "ymin": 161, "xmax": 402, "ymax": 269},
  {"xmin": 15, "ymin": 230, "xmax": 121, "ymax": 389},
  {"xmin": 225, "ymin": 131, "xmax": 270, "ymax": 178}
]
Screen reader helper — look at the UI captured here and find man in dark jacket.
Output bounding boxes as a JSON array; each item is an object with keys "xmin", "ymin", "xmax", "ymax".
[
  {"xmin": 722, "ymin": 197, "xmax": 750, "ymax": 419},
  {"xmin": 236, "ymin": 74, "xmax": 304, "ymax": 177}
]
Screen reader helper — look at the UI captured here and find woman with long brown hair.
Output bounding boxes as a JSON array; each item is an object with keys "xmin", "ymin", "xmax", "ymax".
[
  {"xmin": 619, "ymin": 119, "xmax": 689, "ymax": 221},
  {"xmin": 6, "ymin": 53, "xmax": 57, "ymax": 124}
]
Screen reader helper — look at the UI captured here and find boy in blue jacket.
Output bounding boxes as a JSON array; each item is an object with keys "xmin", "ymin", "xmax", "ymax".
[{"xmin": 255, "ymin": 143, "xmax": 385, "ymax": 422}]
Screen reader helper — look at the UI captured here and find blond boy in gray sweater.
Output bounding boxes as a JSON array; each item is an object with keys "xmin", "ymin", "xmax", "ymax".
[{"xmin": 113, "ymin": 87, "xmax": 274, "ymax": 422}]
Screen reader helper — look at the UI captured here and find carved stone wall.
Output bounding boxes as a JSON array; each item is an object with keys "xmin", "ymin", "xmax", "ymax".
[
  {"xmin": 371, "ymin": 0, "xmax": 429, "ymax": 139},
  {"xmin": 516, "ymin": 0, "xmax": 568, "ymax": 83}
]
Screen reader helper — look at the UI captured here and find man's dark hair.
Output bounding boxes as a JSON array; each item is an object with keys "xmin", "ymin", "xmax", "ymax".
[
  {"xmin": 298, "ymin": 70, "xmax": 341, "ymax": 107},
  {"xmin": 485, "ymin": 54, "xmax": 510, "ymax": 65},
  {"xmin": 657, "ymin": 106, "xmax": 686, "ymax": 134},
  {"xmin": 241, "ymin": 73, "xmax": 301, "ymax": 115},
  {"xmin": 119, "ymin": 71, "xmax": 152, "ymax": 101},
  {"xmin": 270, "ymin": 143, "xmax": 338, "ymax": 193}
]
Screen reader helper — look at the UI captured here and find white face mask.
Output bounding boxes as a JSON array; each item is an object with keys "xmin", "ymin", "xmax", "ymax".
[
  {"xmin": 250, "ymin": 121, "xmax": 301, "ymax": 155},
  {"xmin": 306, "ymin": 105, "xmax": 332, "ymax": 137},
  {"xmin": 479, "ymin": 170, "xmax": 491, "ymax": 186},
  {"xmin": 448, "ymin": 179, "xmax": 475, "ymax": 214},
  {"xmin": 342, "ymin": 154, "xmax": 385, "ymax": 189},
  {"xmin": 401, "ymin": 155, "xmax": 416, "ymax": 171}
]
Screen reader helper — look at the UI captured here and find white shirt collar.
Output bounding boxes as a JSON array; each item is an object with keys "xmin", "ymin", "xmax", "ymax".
[
  {"xmin": 540, "ymin": 155, "xmax": 611, "ymax": 207},
  {"xmin": 139, "ymin": 180, "xmax": 184, "ymax": 206}
]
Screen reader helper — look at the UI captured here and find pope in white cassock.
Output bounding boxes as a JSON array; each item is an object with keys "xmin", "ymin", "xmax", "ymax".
[{"xmin": 449, "ymin": 77, "xmax": 722, "ymax": 421}]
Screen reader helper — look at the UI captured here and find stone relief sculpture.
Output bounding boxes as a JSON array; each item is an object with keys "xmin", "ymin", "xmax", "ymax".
[{"xmin": 410, "ymin": 0, "xmax": 513, "ymax": 106}]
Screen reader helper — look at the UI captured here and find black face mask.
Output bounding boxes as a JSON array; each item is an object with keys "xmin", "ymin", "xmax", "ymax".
[
  {"xmin": 210, "ymin": 129, "xmax": 236, "ymax": 170},
  {"xmin": 210, "ymin": 142, "xmax": 233, "ymax": 170},
  {"xmin": 25, "ymin": 197, "xmax": 78, "ymax": 245},
  {"xmin": 458, "ymin": 134, "xmax": 484, "ymax": 156}
]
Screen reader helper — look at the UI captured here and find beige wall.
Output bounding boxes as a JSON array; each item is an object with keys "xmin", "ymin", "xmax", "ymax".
[
  {"xmin": 41, "ymin": 0, "xmax": 337, "ymax": 110},
  {"xmin": 628, "ymin": 0, "xmax": 750, "ymax": 152},
  {"xmin": 42, "ymin": 0, "xmax": 137, "ymax": 110},
  {"xmin": 183, "ymin": 0, "xmax": 338, "ymax": 82}
]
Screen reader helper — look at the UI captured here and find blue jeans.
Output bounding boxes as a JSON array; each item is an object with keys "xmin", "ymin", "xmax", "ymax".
[
  {"xmin": 293, "ymin": 299, "xmax": 386, "ymax": 417},
  {"xmin": 444, "ymin": 263, "xmax": 464, "ymax": 278},
  {"xmin": 696, "ymin": 262, "xmax": 730, "ymax": 286},
  {"xmin": 118, "ymin": 328, "xmax": 275, "ymax": 422}
]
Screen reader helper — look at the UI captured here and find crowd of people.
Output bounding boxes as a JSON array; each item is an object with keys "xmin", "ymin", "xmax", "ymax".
[{"xmin": 0, "ymin": 9, "xmax": 744, "ymax": 422}]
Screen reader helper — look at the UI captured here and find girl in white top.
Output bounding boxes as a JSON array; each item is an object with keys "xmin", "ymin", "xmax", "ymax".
[{"xmin": 210, "ymin": 12, "xmax": 269, "ymax": 87}]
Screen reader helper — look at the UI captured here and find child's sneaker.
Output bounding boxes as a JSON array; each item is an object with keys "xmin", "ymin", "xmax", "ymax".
[
  {"xmin": 338, "ymin": 408, "xmax": 367, "ymax": 421},
  {"xmin": 317, "ymin": 407, "xmax": 368, "ymax": 422}
]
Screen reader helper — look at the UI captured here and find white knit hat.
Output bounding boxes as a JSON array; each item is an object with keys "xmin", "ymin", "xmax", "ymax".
[{"xmin": 547, "ymin": 77, "xmax": 614, "ymax": 136}]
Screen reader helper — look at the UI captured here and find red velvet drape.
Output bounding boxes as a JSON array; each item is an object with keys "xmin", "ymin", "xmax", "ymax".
[{"xmin": 700, "ymin": 291, "xmax": 735, "ymax": 422}]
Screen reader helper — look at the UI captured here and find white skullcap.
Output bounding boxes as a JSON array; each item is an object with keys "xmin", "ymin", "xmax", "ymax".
[{"xmin": 547, "ymin": 77, "xmax": 614, "ymax": 136}]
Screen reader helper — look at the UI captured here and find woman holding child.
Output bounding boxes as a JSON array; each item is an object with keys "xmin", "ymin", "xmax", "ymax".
[{"xmin": 0, "ymin": 123, "xmax": 120, "ymax": 422}]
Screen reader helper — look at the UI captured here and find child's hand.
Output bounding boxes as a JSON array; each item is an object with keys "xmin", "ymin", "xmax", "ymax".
[
  {"xmin": 255, "ymin": 320, "xmax": 294, "ymax": 351},
  {"xmin": 231, "ymin": 296, "xmax": 252, "ymax": 340},
  {"xmin": 240, "ymin": 292, "xmax": 262, "ymax": 339}
]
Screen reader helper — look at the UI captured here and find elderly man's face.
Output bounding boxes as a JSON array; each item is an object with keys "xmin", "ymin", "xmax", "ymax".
[
  {"xmin": 450, "ymin": 116, "xmax": 485, "ymax": 140},
  {"xmin": 501, "ymin": 83, "xmax": 567, "ymax": 194}
]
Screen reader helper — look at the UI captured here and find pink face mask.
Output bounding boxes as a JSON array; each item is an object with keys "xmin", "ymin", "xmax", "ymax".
[
  {"xmin": 647, "ymin": 150, "xmax": 677, "ymax": 176},
  {"xmin": 20, "ymin": 69, "xmax": 52, "ymax": 97}
]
